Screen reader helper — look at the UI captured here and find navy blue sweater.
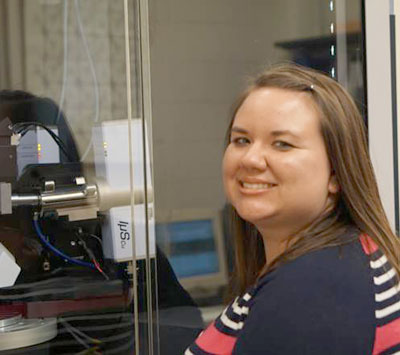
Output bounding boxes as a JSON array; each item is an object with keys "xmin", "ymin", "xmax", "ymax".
[{"xmin": 186, "ymin": 233, "xmax": 400, "ymax": 354}]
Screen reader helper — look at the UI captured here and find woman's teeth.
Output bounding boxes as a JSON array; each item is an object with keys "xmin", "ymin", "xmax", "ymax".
[{"xmin": 242, "ymin": 182, "xmax": 272, "ymax": 189}]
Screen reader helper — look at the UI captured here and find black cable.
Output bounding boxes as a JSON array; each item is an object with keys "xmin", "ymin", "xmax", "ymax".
[
  {"xmin": 15, "ymin": 122, "xmax": 71, "ymax": 160},
  {"xmin": 12, "ymin": 122, "xmax": 74, "ymax": 162},
  {"xmin": 13, "ymin": 122, "xmax": 66, "ymax": 149},
  {"xmin": 77, "ymin": 236, "xmax": 109, "ymax": 280},
  {"xmin": 33, "ymin": 215, "xmax": 96, "ymax": 269},
  {"xmin": 17, "ymin": 123, "xmax": 71, "ymax": 161}
]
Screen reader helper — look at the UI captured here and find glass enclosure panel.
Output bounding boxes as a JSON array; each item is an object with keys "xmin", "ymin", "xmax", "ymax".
[
  {"xmin": 150, "ymin": 0, "xmax": 366, "ymax": 353},
  {"xmin": 0, "ymin": 0, "xmax": 155, "ymax": 354},
  {"xmin": 0, "ymin": 0, "xmax": 367, "ymax": 354}
]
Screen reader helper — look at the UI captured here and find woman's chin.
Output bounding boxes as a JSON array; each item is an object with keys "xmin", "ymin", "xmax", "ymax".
[{"xmin": 235, "ymin": 208, "xmax": 277, "ymax": 225}]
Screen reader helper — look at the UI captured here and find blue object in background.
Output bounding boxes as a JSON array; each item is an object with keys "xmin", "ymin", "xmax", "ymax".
[{"xmin": 156, "ymin": 219, "xmax": 219, "ymax": 278}]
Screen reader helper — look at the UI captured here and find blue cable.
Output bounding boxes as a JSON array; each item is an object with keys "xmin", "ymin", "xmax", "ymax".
[{"xmin": 33, "ymin": 217, "xmax": 95, "ymax": 269}]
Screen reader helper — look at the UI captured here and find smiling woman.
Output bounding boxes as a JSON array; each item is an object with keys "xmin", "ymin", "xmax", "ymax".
[
  {"xmin": 223, "ymin": 87, "xmax": 338, "ymax": 265},
  {"xmin": 185, "ymin": 63, "xmax": 400, "ymax": 355}
]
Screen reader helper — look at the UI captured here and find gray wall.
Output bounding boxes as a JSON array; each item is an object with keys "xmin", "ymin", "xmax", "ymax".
[{"xmin": 149, "ymin": 0, "xmax": 338, "ymax": 214}]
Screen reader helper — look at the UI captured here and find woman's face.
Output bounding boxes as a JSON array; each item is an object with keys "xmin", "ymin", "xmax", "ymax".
[{"xmin": 223, "ymin": 87, "xmax": 338, "ymax": 237}]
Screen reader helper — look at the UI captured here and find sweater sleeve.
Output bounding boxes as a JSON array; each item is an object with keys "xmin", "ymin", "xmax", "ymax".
[{"xmin": 233, "ymin": 242, "xmax": 376, "ymax": 355}]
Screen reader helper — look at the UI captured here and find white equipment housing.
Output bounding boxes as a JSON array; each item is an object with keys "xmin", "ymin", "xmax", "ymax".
[
  {"xmin": 0, "ymin": 242, "xmax": 21, "ymax": 287},
  {"xmin": 93, "ymin": 119, "xmax": 155, "ymax": 262},
  {"xmin": 17, "ymin": 127, "xmax": 60, "ymax": 176}
]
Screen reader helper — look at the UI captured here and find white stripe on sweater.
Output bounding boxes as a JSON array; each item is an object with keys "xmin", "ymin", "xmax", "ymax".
[
  {"xmin": 375, "ymin": 282, "xmax": 400, "ymax": 302},
  {"xmin": 220, "ymin": 308, "xmax": 244, "ymax": 330},
  {"xmin": 370, "ymin": 254, "xmax": 388, "ymax": 269},
  {"xmin": 374, "ymin": 268, "xmax": 396, "ymax": 286},
  {"xmin": 376, "ymin": 299, "xmax": 400, "ymax": 319},
  {"xmin": 243, "ymin": 293, "xmax": 251, "ymax": 301},
  {"xmin": 232, "ymin": 298, "xmax": 249, "ymax": 316}
]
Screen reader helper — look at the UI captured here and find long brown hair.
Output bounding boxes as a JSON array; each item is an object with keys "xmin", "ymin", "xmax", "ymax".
[{"xmin": 226, "ymin": 63, "xmax": 400, "ymax": 298}]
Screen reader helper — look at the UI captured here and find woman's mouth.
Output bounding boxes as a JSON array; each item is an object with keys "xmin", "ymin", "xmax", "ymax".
[{"xmin": 240, "ymin": 181, "xmax": 276, "ymax": 190}]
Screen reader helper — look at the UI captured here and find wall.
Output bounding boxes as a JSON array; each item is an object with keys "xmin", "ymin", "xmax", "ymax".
[{"xmin": 149, "ymin": 0, "xmax": 333, "ymax": 213}]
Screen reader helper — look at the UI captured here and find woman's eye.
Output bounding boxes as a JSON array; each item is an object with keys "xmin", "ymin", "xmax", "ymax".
[
  {"xmin": 231, "ymin": 137, "xmax": 250, "ymax": 145},
  {"xmin": 273, "ymin": 140, "xmax": 293, "ymax": 150}
]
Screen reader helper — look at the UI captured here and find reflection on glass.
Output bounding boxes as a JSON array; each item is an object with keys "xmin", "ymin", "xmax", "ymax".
[
  {"xmin": 0, "ymin": 0, "xmax": 366, "ymax": 353},
  {"xmin": 0, "ymin": 0, "xmax": 163, "ymax": 354}
]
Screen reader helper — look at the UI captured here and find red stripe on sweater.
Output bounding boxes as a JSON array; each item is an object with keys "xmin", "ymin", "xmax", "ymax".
[
  {"xmin": 373, "ymin": 317, "xmax": 400, "ymax": 354},
  {"xmin": 195, "ymin": 321, "xmax": 237, "ymax": 355},
  {"xmin": 359, "ymin": 234, "xmax": 378, "ymax": 255}
]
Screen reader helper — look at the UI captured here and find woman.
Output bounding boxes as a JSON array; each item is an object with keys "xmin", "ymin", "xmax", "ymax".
[{"xmin": 186, "ymin": 63, "xmax": 400, "ymax": 354}]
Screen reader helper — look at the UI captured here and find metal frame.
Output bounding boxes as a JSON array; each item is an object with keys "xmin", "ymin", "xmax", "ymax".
[{"xmin": 365, "ymin": 0, "xmax": 398, "ymax": 231}]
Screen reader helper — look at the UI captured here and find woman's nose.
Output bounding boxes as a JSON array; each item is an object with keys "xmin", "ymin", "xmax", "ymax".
[{"xmin": 240, "ymin": 143, "xmax": 268, "ymax": 171}]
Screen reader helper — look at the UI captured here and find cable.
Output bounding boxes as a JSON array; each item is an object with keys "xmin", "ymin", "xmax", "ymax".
[
  {"xmin": 14, "ymin": 122, "xmax": 68, "ymax": 153},
  {"xmin": 55, "ymin": 0, "xmax": 69, "ymax": 125},
  {"xmin": 62, "ymin": 321, "xmax": 91, "ymax": 350},
  {"xmin": 16, "ymin": 123, "xmax": 66, "ymax": 152},
  {"xmin": 77, "ymin": 237, "xmax": 109, "ymax": 280},
  {"xmin": 75, "ymin": 347, "xmax": 102, "ymax": 355},
  {"xmin": 86, "ymin": 233, "xmax": 103, "ymax": 248},
  {"xmin": 33, "ymin": 214, "xmax": 95, "ymax": 269},
  {"xmin": 74, "ymin": 0, "xmax": 99, "ymax": 162},
  {"xmin": 12, "ymin": 122, "xmax": 74, "ymax": 162},
  {"xmin": 59, "ymin": 318, "xmax": 102, "ymax": 346}
]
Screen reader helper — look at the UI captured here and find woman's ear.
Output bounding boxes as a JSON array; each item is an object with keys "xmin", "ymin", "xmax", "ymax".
[{"xmin": 328, "ymin": 174, "xmax": 340, "ymax": 194}]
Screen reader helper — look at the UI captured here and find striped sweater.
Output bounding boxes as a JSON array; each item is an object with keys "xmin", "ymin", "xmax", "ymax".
[{"xmin": 186, "ymin": 232, "xmax": 400, "ymax": 354}]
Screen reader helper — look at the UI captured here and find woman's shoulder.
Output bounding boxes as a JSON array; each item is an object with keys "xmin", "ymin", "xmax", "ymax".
[
  {"xmin": 235, "ymin": 232, "xmax": 400, "ymax": 354},
  {"xmin": 255, "ymin": 231, "xmax": 376, "ymax": 309},
  {"xmin": 258, "ymin": 231, "xmax": 371, "ymax": 291},
  {"xmin": 234, "ymin": 233, "xmax": 377, "ymax": 354}
]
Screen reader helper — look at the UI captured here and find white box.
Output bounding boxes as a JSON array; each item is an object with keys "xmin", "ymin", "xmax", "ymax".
[
  {"xmin": 93, "ymin": 119, "xmax": 155, "ymax": 262},
  {"xmin": 0, "ymin": 243, "xmax": 21, "ymax": 288},
  {"xmin": 17, "ymin": 127, "xmax": 60, "ymax": 175}
]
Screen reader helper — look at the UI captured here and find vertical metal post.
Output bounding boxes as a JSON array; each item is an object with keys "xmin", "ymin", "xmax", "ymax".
[
  {"xmin": 138, "ymin": 0, "xmax": 157, "ymax": 352},
  {"xmin": 123, "ymin": 0, "xmax": 140, "ymax": 353},
  {"xmin": 390, "ymin": 0, "xmax": 399, "ymax": 234},
  {"xmin": 365, "ymin": 0, "xmax": 397, "ymax": 230}
]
